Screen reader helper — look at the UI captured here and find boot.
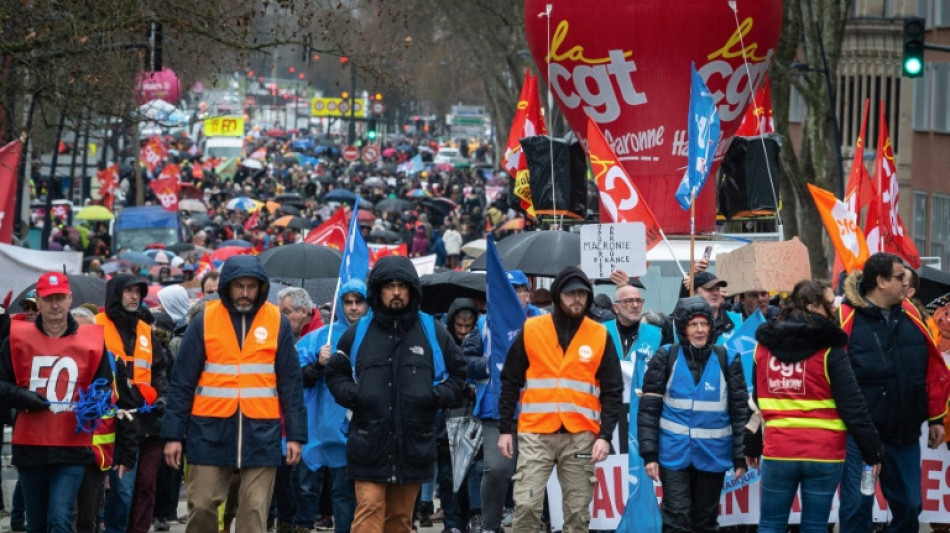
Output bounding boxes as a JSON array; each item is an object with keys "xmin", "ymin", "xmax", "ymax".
[
  {"xmin": 418, "ymin": 501, "xmax": 433, "ymax": 528},
  {"xmin": 276, "ymin": 522, "xmax": 294, "ymax": 533}
]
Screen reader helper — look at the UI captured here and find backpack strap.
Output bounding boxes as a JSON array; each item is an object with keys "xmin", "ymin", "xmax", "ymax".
[
  {"xmin": 349, "ymin": 312, "xmax": 374, "ymax": 379},
  {"xmin": 349, "ymin": 310, "xmax": 447, "ymax": 385}
]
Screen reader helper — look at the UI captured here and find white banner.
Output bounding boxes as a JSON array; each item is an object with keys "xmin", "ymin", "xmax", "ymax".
[{"xmin": 0, "ymin": 243, "xmax": 82, "ymax": 302}]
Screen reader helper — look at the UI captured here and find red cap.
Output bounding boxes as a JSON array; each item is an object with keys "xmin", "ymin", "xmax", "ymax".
[{"xmin": 36, "ymin": 272, "xmax": 70, "ymax": 297}]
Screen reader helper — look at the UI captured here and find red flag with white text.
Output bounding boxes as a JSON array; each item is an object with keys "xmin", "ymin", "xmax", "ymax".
[
  {"xmin": 0, "ymin": 140, "xmax": 24, "ymax": 244},
  {"xmin": 734, "ymin": 76, "xmax": 774, "ymax": 137},
  {"xmin": 864, "ymin": 101, "xmax": 920, "ymax": 268},
  {"xmin": 244, "ymin": 210, "xmax": 260, "ymax": 232},
  {"xmin": 587, "ymin": 118, "xmax": 662, "ymax": 251},
  {"xmin": 140, "ymin": 136, "xmax": 167, "ymax": 174},
  {"xmin": 97, "ymin": 164, "xmax": 119, "ymax": 210},
  {"xmin": 149, "ymin": 177, "xmax": 180, "ymax": 211},
  {"xmin": 158, "ymin": 163, "xmax": 181, "ymax": 182},
  {"xmin": 503, "ymin": 70, "xmax": 546, "ymax": 215},
  {"xmin": 303, "ymin": 207, "xmax": 347, "ymax": 249},
  {"xmin": 832, "ymin": 99, "xmax": 876, "ymax": 281}
]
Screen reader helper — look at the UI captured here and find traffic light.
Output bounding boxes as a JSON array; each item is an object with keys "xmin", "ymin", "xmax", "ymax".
[
  {"xmin": 903, "ymin": 17, "xmax": 925, "ymax": 78},
  {"xmin": 367, "ymin": 119, "xmax": 377, "ymax": 140}
]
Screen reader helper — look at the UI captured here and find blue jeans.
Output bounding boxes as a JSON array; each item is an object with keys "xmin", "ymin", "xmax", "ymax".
[
  {"xmin": 759, "ymin": 459, "xmax": 842, "ymax": 533},
  {"xmin": 17, "ymin": 464, "xmax": 85, "ymax": 533},
  {"xmin": 326, "ymin": 467, "xmax": 355, "ymax": 533},
  {"xmin": 840, "ymin": 435, "xmax": 922, "ymax": 533},
  {"xmin": 293, "ymin": 465, "xmax": 319, "ymax": 527},
  {"xmin": 103, "ymin": 458, "xmax": 138, "ymax": 533}
]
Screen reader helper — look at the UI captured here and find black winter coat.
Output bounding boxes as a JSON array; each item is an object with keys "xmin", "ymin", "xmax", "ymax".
[
  {"xmin": 744, "ymin": 311, "xmax": 882, "ymax": 465},
  {"xmin": 325, "ymin": 256, "xmax": 466, "ymax": 484}
]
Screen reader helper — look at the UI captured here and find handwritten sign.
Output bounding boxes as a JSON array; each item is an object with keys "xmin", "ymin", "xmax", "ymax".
[
  {"xmin": 714, "ymin": 237, "xmax": 811, "ymax": 295},
  {"xmin": 580, "ymin": 223, "xmax": 646, "ymax": 280}
]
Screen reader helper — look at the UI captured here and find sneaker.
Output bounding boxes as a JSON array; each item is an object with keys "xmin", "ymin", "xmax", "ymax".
[
  {"xmin": 430, "ymin": 508, "xmax": 444, "ymax": 523},
  {"xmin": 467, "ymin": 514, "xmax": 482, "ymax": 533},
  {"xmin": 314, "ymin": 516, "xmax": 334, "ymax": 530},
  {"xmin": 154, "ymin": 518, "xmax": 170, "ymax": 532},
  {"xmin": 500, "ymin": 508, "xmax": 514, "ymax": 528}
]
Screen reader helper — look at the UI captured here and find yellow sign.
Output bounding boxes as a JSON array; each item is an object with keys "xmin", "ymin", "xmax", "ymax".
[
  {"xmin": 203, "ymin": 116, "xmax": 245, "ymax": 137},
  {"xmin": 310, "ymin": 97, "xmax": 367, "ymax": 118}
]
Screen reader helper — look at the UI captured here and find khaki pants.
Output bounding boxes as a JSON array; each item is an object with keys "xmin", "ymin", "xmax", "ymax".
[
  {"xmin": 185, "ymin": 465, "xmax": 276, "ymax": 533},
  {"xmin": 352, "ymin": 481, "xmax": 420, "ymax": 533},
  {"xmin": 512, "ymin": 431, "xmax": 597, "ymax": 533}
]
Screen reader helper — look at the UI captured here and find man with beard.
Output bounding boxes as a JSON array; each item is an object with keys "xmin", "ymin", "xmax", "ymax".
[
  {"xmin": 325, "ymin": 256, "xmax": 466, "ymax": 533},
  {"xmin": 162, "ymin": 255, "xmax": 307, "ymax": 533},
  {"xmin": 96, "ymin": 274, "xmax": 171, "ymax": 533},
  {"xmin": 497, "ymin": 266, "xmax": 624, "ymax": 532}
]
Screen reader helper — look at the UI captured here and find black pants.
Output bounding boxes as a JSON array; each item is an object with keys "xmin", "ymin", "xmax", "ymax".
[
  {"xmin": 659, "ymin": 466, "xmax": 725, "ymax": 533},
  {"xmin": 154, "ymin": 460, "xmax": 183, "ymax": 520}
]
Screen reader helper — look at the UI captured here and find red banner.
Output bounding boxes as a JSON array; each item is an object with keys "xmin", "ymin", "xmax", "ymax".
[
  {"xmin": 149, "ymin": 176, "xmax": 180, "ymax": 211},
  {"xmin": 158, "ymin": 163, "xmax": 181, "ymax": 182},
  {"xmin": 587, "ymin": 118, "xmax": 662, "ymax": 251},
  {"xmin": 0, "ymin": 140, "xmax": 23, "ymax": 244},
  {"xmin": 503, "ymin": 70, "xmax": 547, "ymax": 215},
  {"xmin": 97, "ymin": 164, "xmax": 119, "ymax": 210},
  {"xmin": 523, "ymin": 1, "xmax": 782, "ymax": 234},
  {"xmin": 369, "ymin": 243, "xmax": 408, "ymax": 266},
  {"xmin": 303, "ymin": 207, "xmax": 347, "ymax": 249},
  {"xmin": 140, "ymin": 136, "xmax": 167, "ymax": 174},
  {"xmin": 734, "ymin": 75, "xmax": 774, "ymax": 137}
]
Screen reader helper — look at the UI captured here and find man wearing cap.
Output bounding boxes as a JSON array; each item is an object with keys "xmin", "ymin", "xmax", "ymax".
[
  {"xmin": 497, "ymin": 266, "xmax": 624, "ymax": 532},
  {"xmin": 162, "ymin": 255, "xmax": 306, "ymax": 533},
  {"xmin": 96, "ymin": 274, "xmax": 171, "ymax": 533},
  {"xmin": 0, "ymin": 272, "xmax": 138, "ymax": 533},
  {"xmin": 13, "ymin": 291, "xmax": 38, "ymax": 322}
]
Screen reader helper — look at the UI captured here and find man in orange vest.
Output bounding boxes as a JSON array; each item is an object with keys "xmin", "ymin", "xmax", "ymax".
[
  {"xmin": 96, "ymin": 274, "xmax": 171, "ymax": 533},
  {"xmin": 162, "ymin": 255, "xmax": 307, "ymax": 533},
  {"xmin": 497, "ymin": 266, "xmax": 624, "ymax": 533}
]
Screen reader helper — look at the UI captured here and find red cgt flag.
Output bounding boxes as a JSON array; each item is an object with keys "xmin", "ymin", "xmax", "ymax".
[
  {"xmin": 586, "ymin": 118, "xmax": 662, "ymax": 251},
  {"xmin": 370, "ymin": 243, "xmax": 408, "ymax": 267},
  {"xmin": 0, "ymin": 140, "xmax": 24, "ymax": 244},
  {"xmin": 140, "ymin": 136, "xmax": 167, "ymax": 174},
  {"xmin": 864, "ymin": 101, "xmax": 920, "ymax": 268},
  {"xmin": 303, "ymin": 206, "xmax": 347, "ymax": 249},
  {"xmin": 97, "ymin": 163, "xmax": 119, "ymax": 210},
  {"xmin": 159, "ymin": 163, "xmax": 181, "ymax": 182},
  {"xmin": 149, "ymin": 176, "xmax": 180, "ymax": 211},
  {"xmin": 503, "ymin": 70, "xmax": 546, "ymax": 215},
  {"xmin": 832, "ymin": 99, "xmax": 876, "ymax": 282},
  {"xmin": 734, "ymin": 75, "xmax": 774, "ymax": 137}
]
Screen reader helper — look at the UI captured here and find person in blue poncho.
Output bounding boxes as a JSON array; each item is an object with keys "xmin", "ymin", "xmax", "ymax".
[{"xmin": 297, "ymin": 278, "xmax": 369, "ymax": 533}]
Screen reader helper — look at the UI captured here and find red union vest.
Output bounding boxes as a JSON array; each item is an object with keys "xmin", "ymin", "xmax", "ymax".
[
  {"xmin": 518, "ymin": 315, "xmax": 607, "ymax": 434},
  {"xmin": 754, "ymin": 344, "xmax": 846, "ymax": 461},
  {"xmin": 193, "ymin": 300, "xmax": 281, "ymax": 419},
  {"xmin": 10, "ymin": 321, "xmax": 104, "ymax": 447},
  {"xmin": 96, "ymin": 313, "xmax": 153, "ymax": 385}
]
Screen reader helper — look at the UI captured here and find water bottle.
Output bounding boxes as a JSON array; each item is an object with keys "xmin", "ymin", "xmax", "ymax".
[{"xmin": 860, "ymin": 464, "xmax": 875, "ymax": 496}]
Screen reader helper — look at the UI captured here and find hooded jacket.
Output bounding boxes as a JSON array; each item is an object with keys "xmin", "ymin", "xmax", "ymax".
[
  {"xmin": 102, "ymin": 274, "xmax": 170, "ymax": 439},
  {"xmin": 744, "ymin": 311, "xmax": 882, "ymax": 464},
  {"xmin": 161, "ymin": 255, "xmax": 307, "ymax": 467},
  {"xmin": 157, "ymin": 284, "xmax": 190, "ymax": 325},
  {"xmin": 840, "ymin": 269, "xmax": 941, "ymax": 444},
  {"xmin": 638, "ymin": 296, "xmax": 750, "ymax": 469},
  {"xmin": 325, "ymin": 255, "xmax": 466, "ymax": 483},
  {"xmin": 497, "ymin": 266, "xmax": 624, "ymax": 439}
]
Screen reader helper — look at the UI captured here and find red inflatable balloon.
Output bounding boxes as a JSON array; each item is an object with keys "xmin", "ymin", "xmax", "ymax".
[{"xmin": 524, "ymin": 1, "xmax": 783, "ymax": 234}]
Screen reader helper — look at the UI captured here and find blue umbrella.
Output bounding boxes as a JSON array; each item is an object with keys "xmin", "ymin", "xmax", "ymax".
[
  {"xmin": 219, "ymin": 239, "xmax": 254, "ymax": 248},
  {"xmin": 118, "ymin": 250, "xmax": 157, "ymax": 266},
  {"xmin": 323, "ymin": 189, "xmax": 357, "ymax": 204},
  {"xmin": 313, "ymin": 145, "xmax": 329, "ymax": 155},
  {"xmin": 291, "ymin": 139, "xmax": 315, "ymax": 151}
]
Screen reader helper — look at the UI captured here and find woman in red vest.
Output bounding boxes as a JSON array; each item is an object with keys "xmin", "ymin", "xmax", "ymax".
[{"xmin": 746, "ymin": 280, "xmax": 882, "ymax": 533}]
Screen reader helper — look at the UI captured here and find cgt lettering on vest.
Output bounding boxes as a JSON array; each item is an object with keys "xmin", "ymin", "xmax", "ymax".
[{"xmin": 29, "ymin": 355, "xmax": 79, "ymax": 413}]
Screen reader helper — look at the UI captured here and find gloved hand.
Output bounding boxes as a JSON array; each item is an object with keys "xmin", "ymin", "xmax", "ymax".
[
  {"xmin": 16, "ymin": 389, "xmax": 49, "ymax": 411},
  {"xmin": 302, "ymin": 362, "xmax": 322, "ymax": 388},
  {"xmin": 464, "ymin": 383, "xmax": 477, "ymax": 404}
]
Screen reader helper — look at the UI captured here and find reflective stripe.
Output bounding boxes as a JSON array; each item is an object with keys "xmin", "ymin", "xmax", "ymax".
[
  {"xmin": 241, "ymin": 387, "xmax": 278, "ymax": 399},
  {"xmin": 659, "ymin": 418, "xmax": 732, "ymax": 439},
  {"xmin": 663, "ymin": 396, "xmax": 727, "ymax": 412},
  {"xmin": 92, "ymin": 433, "xmax": 116, "ymax": 445},
  {"xmin": 758, "ymin": 398, "xmax": 837, "ymax": 411},
  {"xmin": 204, "ymin": 363, "xmax": 275, "ymax": 374},
  {"xmin": 524, "ymin": 378, "xmax": 601, "ymax": 396},
  {"xmin": 519, "ymin": 402, "xmax": 602, "ymax": 422},
  {"xmin": 765, "ymin": 417, "xmax": 846, "ymax": 431},
  {"xmin": 134, "ymin": 359, "xmax": 151, "ymax": 369},
  {"xmin": 196, "ymin": 386, "xmax": 239, "ymax": 398}
]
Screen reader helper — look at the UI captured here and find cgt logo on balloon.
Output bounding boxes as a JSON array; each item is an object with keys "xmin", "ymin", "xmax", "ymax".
[{"xmin": 524, "ymin": 1, "xmax": 783, "ymax": 234}]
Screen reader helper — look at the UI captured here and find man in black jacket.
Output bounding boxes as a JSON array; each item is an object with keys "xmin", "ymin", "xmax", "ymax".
[
  {"xmin": 497, "ymin": 266, "xmax": 623, "ymax": 533},
  {"xmin": 325, "ymin": 255, "xmax": 466, "ymax": 533}
]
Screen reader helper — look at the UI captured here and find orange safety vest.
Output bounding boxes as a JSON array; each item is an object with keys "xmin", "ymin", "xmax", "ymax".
[
  {"xmin": 754, "ymin": 345, "xmax": 846, "ymax": 462},
  {"xmin": 193, "ymin": 300, "xmax": 281, "ymax": 419},
  {"xmin": 518, "ymin": 315, "xmax": 606, "ymax": 434},
  {"xmin": 96, "ymin": 313, "xmax": 153, "ymax": 385}
]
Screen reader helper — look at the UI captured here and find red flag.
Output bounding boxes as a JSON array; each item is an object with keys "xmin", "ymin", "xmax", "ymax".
[
  {"xmin": 587, "ymin": 118, "xmax": 663, "ymax": 251},
  {"xmin": 864, "ymin": 101, "xmax": 920, "ymax": 267},
  {"xmin": 833, "ymin": 99, "xmax": 876, "ymax": 281},
  {"xmin": 149, "ymin": 177, "xmax": 180, "ymax": 211},
  {"xmin": 503, "ymin": 70, "xmax": 546, "ymax": 215},
  {"xmin": 0, "ymin": 140, "xmax": 24, "ymax": 244},
  {"xmin": 303, "ymin": 207, "xmax": 347, "ymax": 248},
  {"xmin": 734, "ymin": 76, "xmax": 774, "ymax": 137},
  {"xmin": 140, "ymin": 136, "xmax": 167, "ymax": 174},
  {"xmin": 369, "ymin": 243, "xmax": 408, "ymax": 266},
  {"xmin": 244, "ymin": 210, "xmax": 260, "ymax": 231},
  {"xmin": 158, "ymin": 163, "xmax": 181, "ymax": 182},
  {"xmin": 97, "ymin": 163, "xmax": 119, "ymax": 210}
]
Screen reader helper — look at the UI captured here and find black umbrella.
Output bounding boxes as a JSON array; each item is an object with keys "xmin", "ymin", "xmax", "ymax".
[
  {"xmin": 187, "ymin": 213, "xmax": 213, "ymax": 227},
  {"xmin": 467, "ymin": 230, "xmax": 580, "ymax": 277},
  {"xmin": 12, "ymin": 275, "xmax": 107, "ymax": 310},
  {"xmin": 258, "ymin": 243, "xmax": 342, "ymax": 278},
  {"xmin": 272, "ymin": 215, "xmax": 311, "ymax": 231},
  {"xmin": 267, "ymin": 277, "xmax": 340, "ymax": 307},
  {"xmin": 916, "ymin": 265, "xmax": 950, "ymax": 307},
  {"xmin": 166, "ymin": 242, "xmax": 196, "ymax": 253},
  {"xmin": 376, "ymin": 198, "xmax": 413, "ymax": 214},
  {"xmin": 275, "ymin": 193, "xmax": 307, "ymax": 208},
  {"xmin": 368, "ymin": 229, "xmax": 402, "ymax": 244},
  {"xmin": 277, "ymin": 204, "xmax": 302, "ymax": 216},
  {"xmin": 313, "ymin": 175, "xmax": 336, "ymax": 184},
  {"xmin": 323, "ymin": 189, "xmax": 357, "ymax": 204},
  {"xmin": 420, "ymin": 270, "xmax": 486, "ymax": 314}
]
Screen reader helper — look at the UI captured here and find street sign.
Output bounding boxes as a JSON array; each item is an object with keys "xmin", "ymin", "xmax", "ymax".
[
  {"xmin": 372, "ymin": 102, "xmax": 385, "ymax": 115},
  {"xmin": 362, "ymin": 144, "xmax": 380, "ymax": 163},
  {"xmin": 342, "ymin": 145, "xmax": 360, "ymax": 162}
]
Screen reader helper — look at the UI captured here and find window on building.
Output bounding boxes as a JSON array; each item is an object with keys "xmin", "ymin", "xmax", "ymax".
[
  {"xmin": 932, "ymin": 194, "xmax": 950, "ymax": 269},
  {"xmin": 934, "ymin": 64, "xmax": 950, "ymax": 133},
  {"xmin": 914, "ymin": 67, "xmax": 932, "ymax": 132},
  {"xmin": 913, "ymin": 191, "xmax": 928, "ymax": 255}
]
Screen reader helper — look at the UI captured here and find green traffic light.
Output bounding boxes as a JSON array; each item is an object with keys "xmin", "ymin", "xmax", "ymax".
[
  {"xmin": 904, "ymin": 57, "xmax": 923, "ymax": 76},
  {"xmin": 368, "ymin": 131, "xmax": 377, "ymax": 139}
]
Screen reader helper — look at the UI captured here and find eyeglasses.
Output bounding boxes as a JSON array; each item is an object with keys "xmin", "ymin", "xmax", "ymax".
[
  {"xmin": 888, "ymin": 272, "xmax": 907, "ymax": 281},
  {"xmin": 614, "ymin": 298, "xmax": 644, "ymax": 306}
]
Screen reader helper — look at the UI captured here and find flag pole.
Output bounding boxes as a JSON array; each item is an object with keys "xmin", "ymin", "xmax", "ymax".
[
  {"xmin": 689, "ymin": 189, "xmax": 696, "ymax": 297},
  {"xmin": 325, "ymin": 277, "xmax": 342, "ymax": 347},
  {"xmin": 658, "ymin": 229, "xmax": 688, "ymax": 278},
  {"xmin": 326, "ymin": 200, "xmax": 361, "ymax": 346}
]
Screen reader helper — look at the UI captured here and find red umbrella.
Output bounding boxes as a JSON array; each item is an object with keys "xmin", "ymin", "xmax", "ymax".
[
  {"xmin": 265, "ymin": 129, "xmax": 287, "ymax": 138},
  {"xmin": 144, "ymin": 284, "xmax": 163, "ymax": 307},
  {"xmin": 210, "ymin": 245, "xmax": 253, "ymax": 262},
  {"xmin": 354, "ymin": 210, "xmax": 376, "ymax": 224}
]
